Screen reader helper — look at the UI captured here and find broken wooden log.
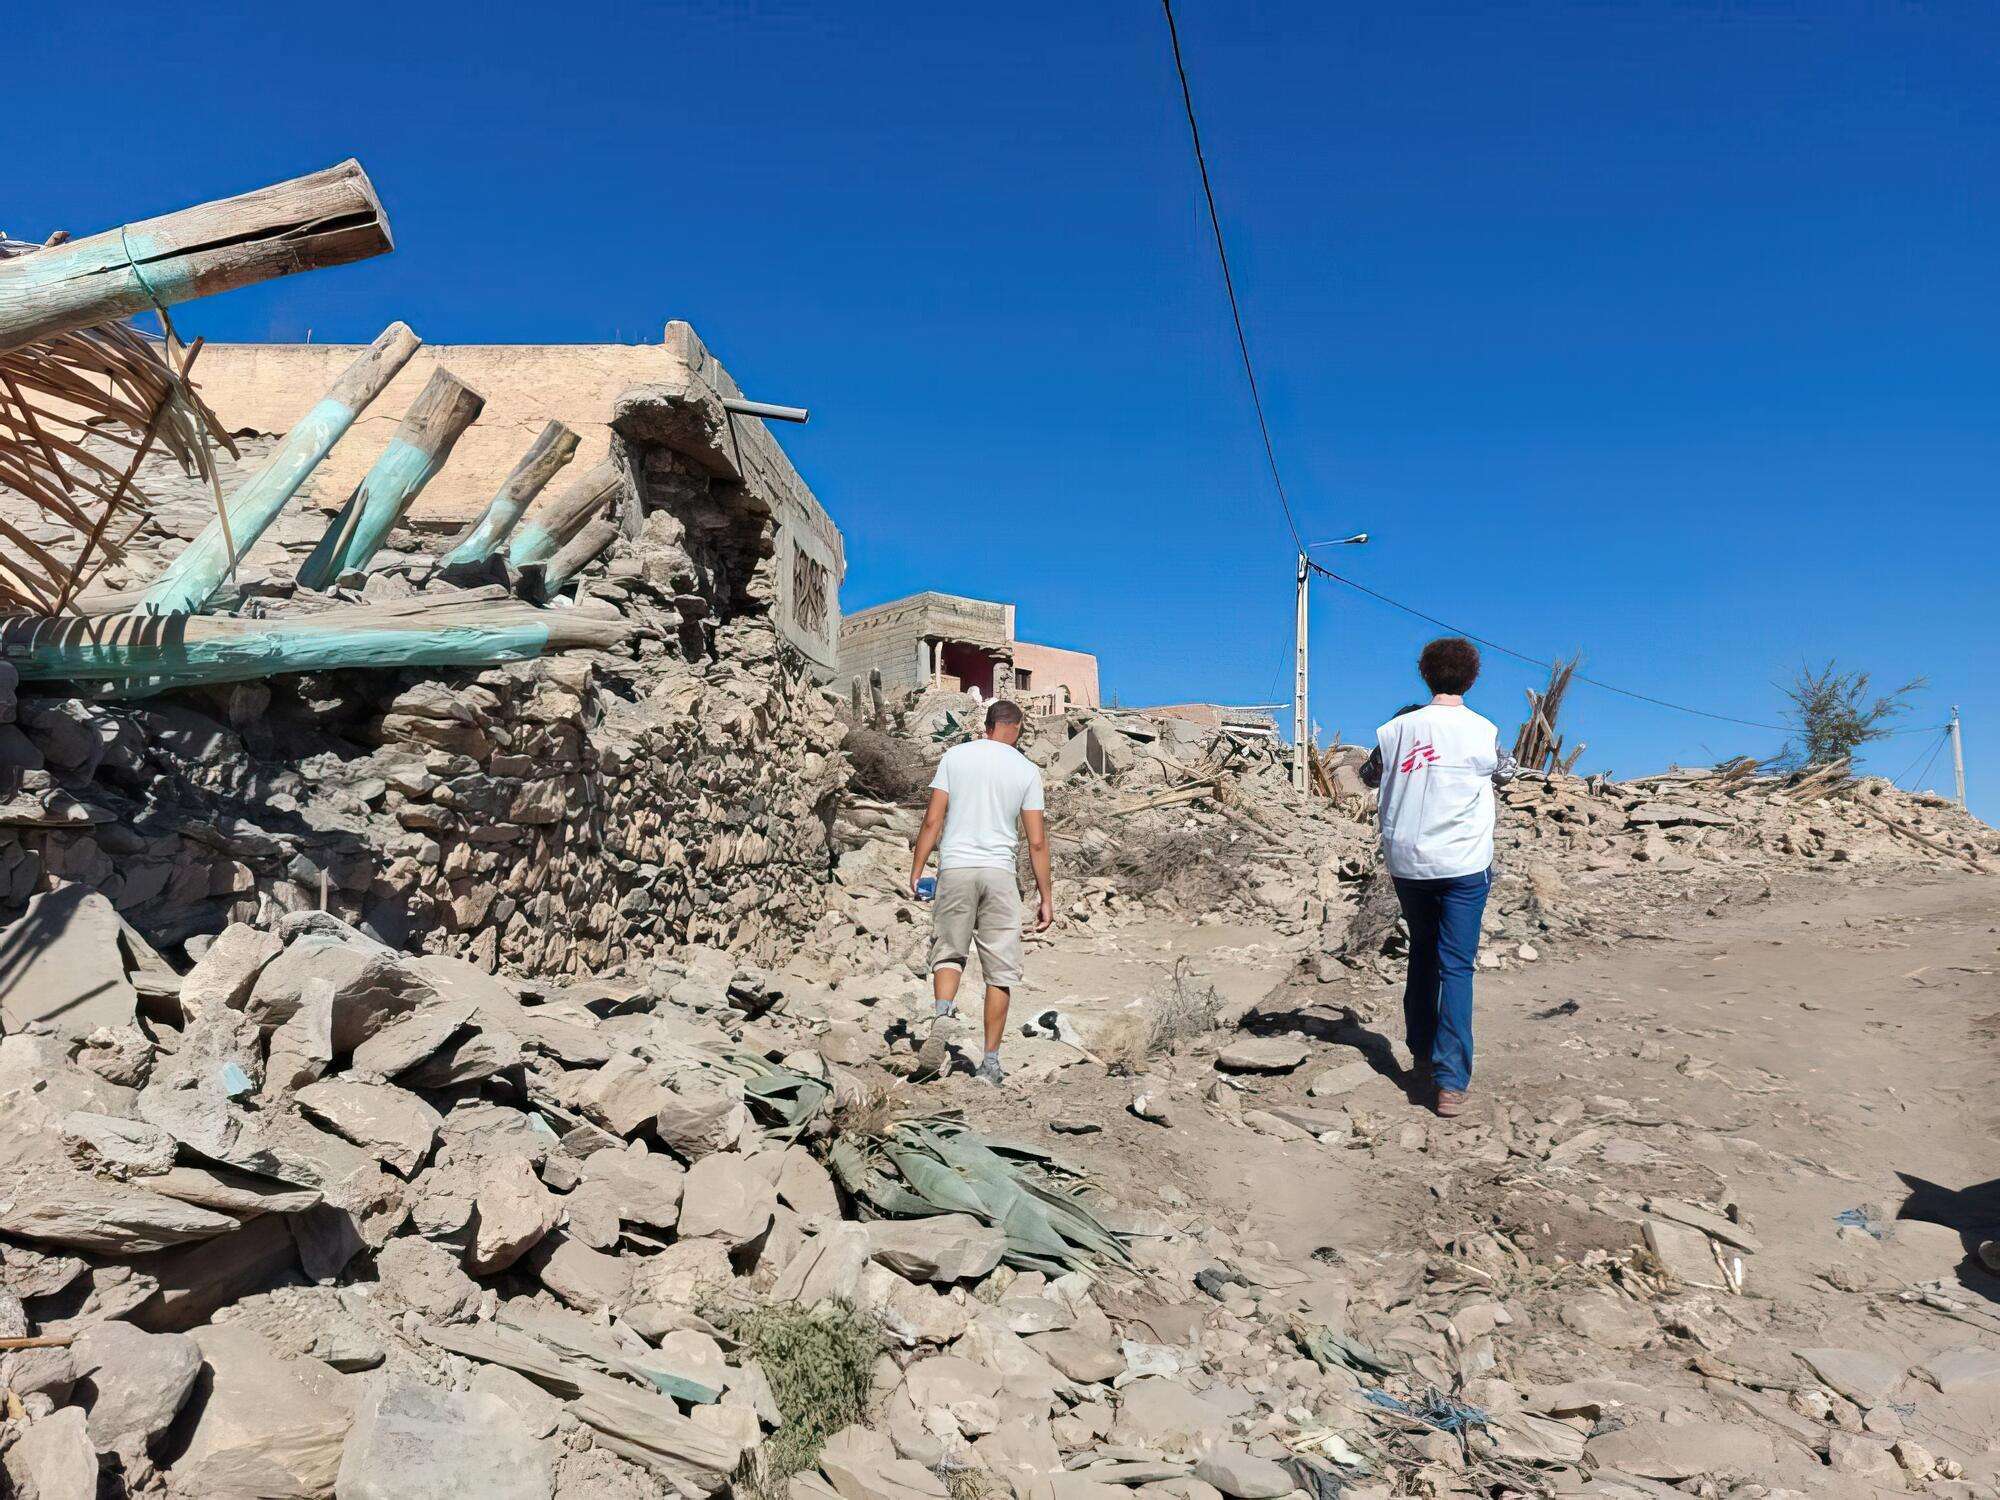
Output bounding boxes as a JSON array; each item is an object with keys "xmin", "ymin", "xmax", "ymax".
[
  {"xmin": 535, "ymin": 518, "xmax": 620, "ymax": 598},
  {"xmin": 297, "ymin": 368, "xmax": 484, "ymax": 589},
  {"xmin": 140, "ymin": 323, "xmax": 422, "ymax": 614},
  {"xmin": 440, "ymin": 421, "xmax": 580, "ymax": 565},
  {"xmin": 0, "ymin": 160, "xmax": 392, "ymax": 355},
  {"xmin": 0, "ymin": 589, "xmax": 634, "ymax": 693},
  {"xmin": 506, "ymin": 459, "xmax": 621, "ymax": 568}
]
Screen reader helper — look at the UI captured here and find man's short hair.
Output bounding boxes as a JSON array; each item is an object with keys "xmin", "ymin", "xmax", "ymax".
[
  {"xmin": 985, "ymin": 700, "xmax": 1024, "ymax": 731},
  {"xmin": 1418, "ymin": 637, "xmax": 1481, "ymax": 696}
]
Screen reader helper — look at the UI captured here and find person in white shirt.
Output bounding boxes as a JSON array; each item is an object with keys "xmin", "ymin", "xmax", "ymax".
[
  {"xmin": 908, "ymin": 700, "xmax": 1053, "ymax": 1085},
  {"xmin": 1360, "ymin": 637, "xmax": 1516, "ymax": 1118}
]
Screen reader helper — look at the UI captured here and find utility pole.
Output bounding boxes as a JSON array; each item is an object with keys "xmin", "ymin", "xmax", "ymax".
[
  {"xmin": 1291, "ymin": 533, "xmax": 1369, "ymax": 796},
  {"xmin": 1950, "ymin": 706, "xmax": 1966, "ymax": 808},
  {"xmin": 1292, "ymin": 553, "xmax": 1310, "ymax": 792}
]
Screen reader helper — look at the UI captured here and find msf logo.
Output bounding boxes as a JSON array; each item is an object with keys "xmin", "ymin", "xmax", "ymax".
[{"xmin": 1398, "ymin": 743, "xmax": 1440, "ymax": 774}]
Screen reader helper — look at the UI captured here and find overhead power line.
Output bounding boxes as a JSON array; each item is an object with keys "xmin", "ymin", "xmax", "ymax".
[
  {"xmin": 1306, "ymin": 559, "xmax": 1945, "ymax": 740},
  {"xmin": 1159, "ymin": 0, "xmax": 1304, "ymax": 553}
]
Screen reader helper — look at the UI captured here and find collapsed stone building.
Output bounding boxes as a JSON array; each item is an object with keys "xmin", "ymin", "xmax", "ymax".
[{"xmin": 0, "ymin": 322, "xmax": 851, "ymax": 976}]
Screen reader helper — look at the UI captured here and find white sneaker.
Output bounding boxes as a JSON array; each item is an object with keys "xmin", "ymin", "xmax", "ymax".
[{"xmin": 975, "ymin": 1055, "xmax": 1005, "ymax": 1086}]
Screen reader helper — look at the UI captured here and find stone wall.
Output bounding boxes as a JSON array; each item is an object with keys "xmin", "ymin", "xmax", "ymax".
[{"xmin": 0, "ymin": 349, "xmax": 851, "ymax": 976}]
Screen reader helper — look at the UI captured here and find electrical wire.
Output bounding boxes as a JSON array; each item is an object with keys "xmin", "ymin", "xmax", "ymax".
[
  {"xmin": 1896, "ymin": 731, "xmax": 1948, "ymax": 792},
  {"xmin": 1159, "ymin": 0, "xmax": 1304, "ymax": 553},
  {"xmin": 1306, "ymin": 558, "xmax": 1947, "ymax": 739}
]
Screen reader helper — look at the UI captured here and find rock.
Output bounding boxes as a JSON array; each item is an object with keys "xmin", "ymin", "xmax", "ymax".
[
  {"xmin": 1794, "ymin": 1346, "xmax": 1906, "ymax": 1408},
  {"xmin": 1305, "ymin": 1060, "xmax": 1377, "ymax": 1098},
  {"xmin": 0, "ymin": 885, "xmax": 136, "ymax": 1036},
  {"xmin": 1643, "ymin": 1197, "xmax": 1762, "ymax": 1253},
  {"xmin": 1557, "ymin": 1292, "xmax": 1655, "ymax": 1349},
  {"xmin": 180, "ymin": 922, "xmax": 284, "ymax": 1018},
  {"xmin": 1108, "ymin": 1379, "xmax": 1228, "ymax": 1452},
  {"xmin": 1626, "ymin": 801, "xmax": 1734, "ymax": 827},
  {"xmin": 146, "ymin": 1164, "xmax": 321, "ymax": 1217},
  {"xmin": 175, "ymin": 1324, "xmax": 355, "ymax": 1497},
  {"xmin": 2, "ymin": 1405, "xmax": 98, "ymax": 1500},
  {"xmin": 374, "ymin": 1235, "xmax": 482, "ymax": 1323},
  {"xmin": 1192, "ymin": 1448, "xmax": 1293, "ymax": 1500},
  {"xmin": 773, "ymin": 1145, "xmax": 841, "ymax": 1223},
  {"xmin": 654, "ymin": 1085, "xmax": 749, "ymax": 1158},
  {"xmin": 0, "ymin": 1162, "xmax": 239, "ymax": 1252},
  {"xmin": 1026, "ymin": 1330, "xmax": 1125, "ymax": 1385},
  {"xmin": 900, "ymin": 1355, "xmax": 1002, "ymax": 1434},
  {"xmin": 1214, "ymin": 1038, "xmax": 1309, "ymax": 1074},
  {"xmin": 470, "ymin": 1365, "xmax": 563, "ymax": 1441},
  {"xmin": 247, "ymin": 915, "xmax": 431, "ymax": 1045},
  {"xmin": 1827, "ymin": 1430, "xmax": 1903, "ymax": 1485},
  {"xmin": 774, "ymin": 1223, "xmax": 873, "ymax": 1305},
  {"xmin": 296, "ymin": 1079, "xmax": 443, "ymax": 1176},
  {"xmin": 1921, "ymin": 1345, "xmax": 2000, "ymax": 1393},
  {"xmin": 867, "ymin": 1214, "xmax": 1007, "ymax": 1283},
  {"xmin": 820, "ymin": 1452, "xmax": 950, "ymax": 1500},
  {"xmin": 1582, "ymin": 1419, "xmax": 1775, "ymax": 1480},
  {"xmin": 335, "ymin": 1380, "xmax": 556, "ymax": 1499},
  {"xmin": 578, "ymin": 1147, "xmax": 684, "ymax": 1233},
  {"xmin": 70, "ymin": 1319, "xmax": 200, "ymax": 1454},
  {"xmin": 678, "ymin": 1153, "xmax": 777, "ymax": 1246},
  {"xmin": 467, "ymin": 1155, "xmax": 560, "ymax": 1274},
  {"xmin": 529, "ymin": 1232, "xmax": 631, "ymax": 1314},
  {"xmin": 61, "ymin": 1111, "xmax": 176, "ymax": 1176},
  {"xmin": 1641, "ymin": 1218, "xmax": 1728, "ymax": 1288},
  {"xmin": 576, "ymin": 1053, "xmax": 674, "ymax": 1138}
]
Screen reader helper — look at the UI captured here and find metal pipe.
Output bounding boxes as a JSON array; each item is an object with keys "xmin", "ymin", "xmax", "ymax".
[{"xmin": 721, "ymin": 397, "xmax": 809, "ymax": 424}]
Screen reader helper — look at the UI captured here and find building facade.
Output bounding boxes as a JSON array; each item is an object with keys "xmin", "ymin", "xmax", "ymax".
[{"xmin": 839, "ymin": 591, "xmax": 1099, "ymax": 713}]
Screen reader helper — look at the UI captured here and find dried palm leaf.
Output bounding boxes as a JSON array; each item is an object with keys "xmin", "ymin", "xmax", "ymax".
[{"xmin": 0, "ymin": 234, "xmax": 236, "ymax": 614}]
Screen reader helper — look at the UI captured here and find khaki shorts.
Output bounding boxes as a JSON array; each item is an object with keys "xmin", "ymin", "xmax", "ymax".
[{"xmin": 928, "ymin": 867, "xmax": 1024, "ymax": 987}]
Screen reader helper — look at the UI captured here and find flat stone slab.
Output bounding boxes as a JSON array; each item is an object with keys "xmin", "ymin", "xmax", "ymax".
[
  {"xmin": 1583, "ymin": 1419, "xmax": 1775, "ymax": 1480},
  {"xmin": 1794, "ymin": 1347, "xmax": 1906, "ymax": 1408},
  {"xmin": 1214, "ymin": 1038, "xmax": 1308, "ymax": 1074},
  {"xmin": 1921, "ymin": 1346, "xmax": 2000, "ymax": 1394},
  {"xmin": 1643, "ymin": 1197, "xmax": 1761, "ymax": 1253}
]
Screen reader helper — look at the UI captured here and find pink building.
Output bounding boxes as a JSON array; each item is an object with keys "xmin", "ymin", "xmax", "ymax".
[{"xmin": 839, "ymin": 591, "xmax": 1100, "ymax": 712}]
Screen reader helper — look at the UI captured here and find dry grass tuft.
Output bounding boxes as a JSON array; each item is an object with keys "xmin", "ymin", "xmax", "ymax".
[
  {"xmin": 1076, "ymin": 825, "xmax": 1253, "ymax": 910},
  {"xmin": 829, "ymin": 1079, "xmax": 915, "ymax": 1143},
  {"xmin": 1098, "ymin": 958, "xmax": 1226, "ymax": 1074},
  {"xmin": 843, "ymin": 725, "xmax": 931, "ymax": 805}
]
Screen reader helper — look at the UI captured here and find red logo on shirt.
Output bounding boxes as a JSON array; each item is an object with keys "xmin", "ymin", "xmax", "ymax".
[{"xmin": 1398, "ymin": 743, "xmax": 1439, "ymax": 774}]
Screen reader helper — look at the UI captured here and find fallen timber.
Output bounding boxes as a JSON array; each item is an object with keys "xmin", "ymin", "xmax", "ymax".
[
  {"xmin": 0, "ymin": 590, "xmax": 637, "ymax": 694},
  {"xmin": 297, "ymin": 367, "xmax": 485, "ymax": 588},
  {"xmin": 140, "ymin": 323, "xmax": 422, "ymax": 615},
  {"xmin": 0, "ymin": 160, "xmax": 392, "ymax": 355},
  {"xmin": 506, "ymin": 458, "xmax": 621, "ymax": 568},
  {"xmin": 440, "ymin": 420, "xmax": 580, "ymax": 565}
]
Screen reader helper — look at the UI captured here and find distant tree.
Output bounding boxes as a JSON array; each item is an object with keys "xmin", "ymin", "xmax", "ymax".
[{"xmin": 1775, "ymin": 660, "xmax": 1926, "ymax": 769}]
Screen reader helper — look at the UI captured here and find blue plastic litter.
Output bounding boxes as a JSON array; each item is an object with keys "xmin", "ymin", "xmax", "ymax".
[
  {"xmin": 1362, "ymin": 1387, "xmax": 1488, "ymax": 1433},
  {"xmin": 1834, "ymin": 1207, "xmax": 1886, "ymax": 1240},
  {"xmin": 219, "ymin": 1060, "xmax": 253, "ymax": 1098}
]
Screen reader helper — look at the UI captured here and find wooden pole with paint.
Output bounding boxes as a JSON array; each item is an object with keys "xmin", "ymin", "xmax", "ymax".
[
  {"xmin": 2, "ymin": 590, "xmax": 634, "ymax": 694},
  {"xmin": 297, "ymin": 368, "xmax": 485, "ymax": 589},
  {"xmin": 440, "ymin": 421, "xmax": 580, "ymax": 565},
  {"xmin": 140, "ymin": 323, "xmax": 422, "ymax": 615},
  {"xmin": 505, "ymin": 459, "xmax": 621, "ymax": 569},
  {"xmin": 529, "ymin": 519, "xmax": 621, "ymax": 600},
  {"xmin": 0, "ymin": 161, "xmax": 392, "ymax": 355}
]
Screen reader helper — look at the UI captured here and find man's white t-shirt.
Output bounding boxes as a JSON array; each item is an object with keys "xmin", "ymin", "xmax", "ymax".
[
  {"xmin": 1374, "ymin": 704, "xmax": 1506, "ymax": 880},
  {"xmin": 929, "ymin": 739, "xmax": 1045, "ymax": 871}
]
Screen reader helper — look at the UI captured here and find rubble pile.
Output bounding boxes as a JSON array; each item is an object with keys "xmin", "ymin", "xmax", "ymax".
[
  {"xmin": 819, "ymin": 697, "xmax": 1994, "ymax": 983},
  {"xmin": 0, "ymin": 432, "xmax": 847, "ymax": 975}
]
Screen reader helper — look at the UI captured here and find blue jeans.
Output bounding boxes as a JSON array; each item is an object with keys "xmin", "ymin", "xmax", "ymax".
[{"xmin": 1392, "ymin": 869, "xmax": 1491, "ymax": 1092}]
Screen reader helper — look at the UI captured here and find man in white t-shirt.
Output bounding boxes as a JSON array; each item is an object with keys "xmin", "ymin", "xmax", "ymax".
[
  {"xmin": 908, "ymin": 700, "xmax": 1053, "ymax": 1085},
  {"xmin": 1360, "ymin": 637, "xmax": 1516, "ymax": 1118}
]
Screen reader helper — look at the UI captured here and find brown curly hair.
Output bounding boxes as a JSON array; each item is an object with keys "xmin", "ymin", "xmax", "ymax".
[{"xmin": 1418, "ymin": 636, "xmax": 1480, "ymax": 695}]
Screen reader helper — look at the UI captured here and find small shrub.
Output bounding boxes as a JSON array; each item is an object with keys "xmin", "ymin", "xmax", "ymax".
[
  {"xmin": 1100, "ymin": 958, "xmax": 1226, "ymax": 1073},
  {"xmin": 715, "ymin": 1300, "xmax": 883, "ymax": 1500},
  {"xmin": 1775, "ymin": 660, "xmax": 1925, "ymax": 769},
  {"xmin": 1078, "ymin": 827, "xmax": 1253, "ymax": 910}
]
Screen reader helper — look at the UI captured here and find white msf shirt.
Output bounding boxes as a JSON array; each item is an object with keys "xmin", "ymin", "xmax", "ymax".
[
  {"xmin": 929, "ymin": 739, "xmax": 1045, "ymax": 871},
  {"xmin": 1373, "ymin": 704, "xmax": 1511, "ymax": 880}
]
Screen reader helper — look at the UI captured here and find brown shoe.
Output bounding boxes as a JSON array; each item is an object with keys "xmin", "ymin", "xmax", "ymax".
[{"xmin": 1435, "ymin": 1088, "xmax": 1467, "ymax": 1118}]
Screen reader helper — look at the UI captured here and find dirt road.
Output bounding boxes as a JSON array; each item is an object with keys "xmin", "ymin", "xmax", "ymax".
[{"xmin": 940, "ymin": 867, "xmax": 2000, "ymax": 1492}]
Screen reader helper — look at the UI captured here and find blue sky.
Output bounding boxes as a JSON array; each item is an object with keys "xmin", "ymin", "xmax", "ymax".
[{"xmin": 13, "ymin": 2, "xmax": 1994, "ymax": 813}]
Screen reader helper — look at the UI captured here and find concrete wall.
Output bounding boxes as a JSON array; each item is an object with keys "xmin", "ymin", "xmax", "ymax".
[
  {"xmin": 839, "ymin": 592, "xmax": 1012, "ymax": 695},
  {"xmin": 1012, "ymin": 641, "xmax": 1099, "ymax": 710}
]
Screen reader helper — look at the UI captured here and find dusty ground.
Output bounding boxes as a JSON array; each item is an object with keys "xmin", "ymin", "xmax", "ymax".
[{"xmin": 918, "ymin": 863, "xmax": 2000, "ymax": 1491}]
